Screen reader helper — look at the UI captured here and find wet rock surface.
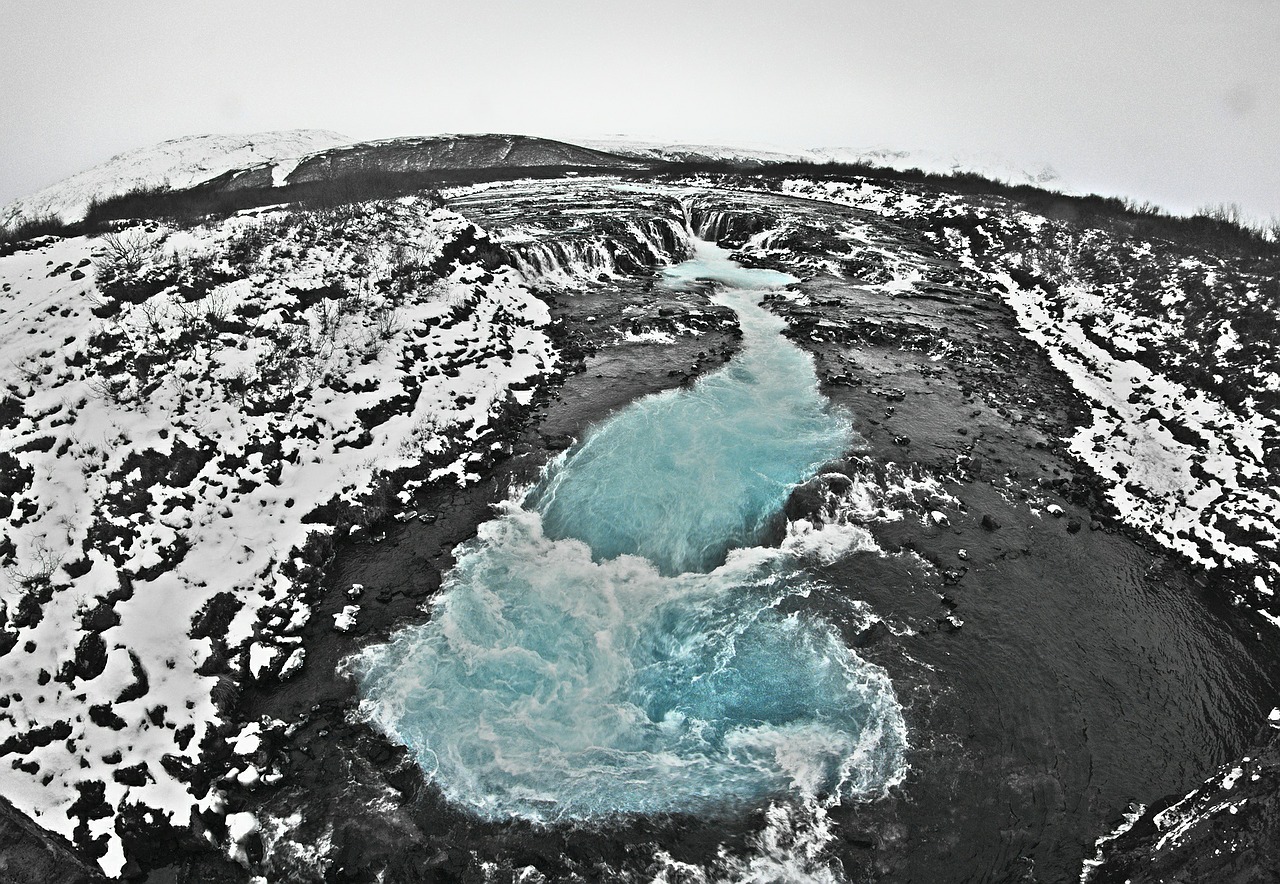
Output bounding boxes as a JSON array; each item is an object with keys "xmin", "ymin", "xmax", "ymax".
[
  {"xmin": 1090, "ymin": 725, "xmax": 1280, "ymax": 883},
  {"xmin": 0, "ymin": 795, "xmax": 103, "ymax": 884}
]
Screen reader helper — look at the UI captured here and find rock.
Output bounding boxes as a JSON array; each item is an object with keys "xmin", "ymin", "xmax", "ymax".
[
  {"xmin": 783, "ymin": 472, "xmax": 853, "ymax": 526},
  {"xmin": 73, "ymin": 632, "xmax": 108, "ymax": 681},
  {"xmin": 851, "ymin": 620, "xmax": 890, "ymax": 648},
  {"xmin": 981, "ymin": 514, "xmax": 1001, "ymax": 531},
  {"xmin": 115, "ymin": 652, "xmax": 149, "ymax": 703},
  {"xmin": 892, "ymin": 435, "xmax": 911, "ymax": 446},
  {"xmin": 1090, "ymin": 728, "xmax": 1280, "ymax": 882},
  {"xmin": 1067, "ymin": 518, "xmax": 1083, "ymax": 534},
  {"xmin": 874, "ymin": 387, "xmax": 907, "ymax": 401},
  {"xmin": 1046, "ymin": 504, "xmax": 1064, "ymax": 517},
  {"xmin": 112, "ymin": 762, "xmax": 150, "ymax": 787},
  {"xmin": 88, "ymin": 704, "xmax": 126, "ymax": 731}
]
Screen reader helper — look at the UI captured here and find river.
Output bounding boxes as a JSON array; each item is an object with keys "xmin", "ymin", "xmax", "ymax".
[{"xmin": 349, "ymin": 242, "xmax": 909, "ymax": 837}]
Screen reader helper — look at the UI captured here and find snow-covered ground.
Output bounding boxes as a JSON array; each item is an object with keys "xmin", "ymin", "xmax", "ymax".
[
  {"xmin": 578, "ymin": 136, "xmax": 1067, "ymax": 190},
  {"xmin": 0, "ymin": 196, "xmax": 555, "ymax": 874},
  {"xmin": 1, "ymin": 130, "xmax": 352, "ymax": 227},
  {"xmin": 2, "ymin": 151, "xmax": 1275, "ymax": 877},
  {"xmin": 771, "ymin": 177, "xmax": 1280, "ymax": 622}
]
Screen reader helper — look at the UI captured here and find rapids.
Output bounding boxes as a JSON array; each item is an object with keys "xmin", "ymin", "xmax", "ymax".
[{"xmin": 349, "ymin": 243, "xmax": 906, "ymax": 822}]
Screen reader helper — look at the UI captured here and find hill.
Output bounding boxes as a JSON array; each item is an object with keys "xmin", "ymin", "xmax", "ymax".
[{"xmin": 0, "ymin": 130, "xmax": 351, "ymax": 228}]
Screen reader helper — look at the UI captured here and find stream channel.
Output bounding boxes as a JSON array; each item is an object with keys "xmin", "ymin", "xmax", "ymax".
[{"xmin": 350, "ymin": 241, "xmax": 907, "ymax": 836}]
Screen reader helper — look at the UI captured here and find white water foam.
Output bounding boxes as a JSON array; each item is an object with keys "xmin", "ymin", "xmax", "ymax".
[{"xmin": 348, "ymin": 241, "xmax": 908, "ymax": 875}]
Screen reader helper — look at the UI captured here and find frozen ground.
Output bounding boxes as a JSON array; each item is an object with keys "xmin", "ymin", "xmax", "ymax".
[
  {"xmin": 1, "ymin": 157, "xmax": 1277, "ymax": 880},
  {"xmin": 1, "ymin": 130, "xmax": 352, "ymax": 228},
  {"xmin": 0, "ymin": 196, "xmax": 554, "ymax": 873},
  {"xmin": 773, "ymin": 176, "xmax": 1280, "ymax": 624}
]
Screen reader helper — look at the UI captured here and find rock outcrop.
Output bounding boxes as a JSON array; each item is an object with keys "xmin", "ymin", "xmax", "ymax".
[{"xmin": 284, "ymin": 133, "xmax": 639, "ymax": 185}]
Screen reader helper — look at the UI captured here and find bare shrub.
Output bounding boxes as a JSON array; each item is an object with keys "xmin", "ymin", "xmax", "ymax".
[
  {"xmin": 373, "ymin": 305, "xmax": 401, "ymax": 341},
  {"xmin": 0, "ymin": 213, "xmax": 68, "ymax": 245},
  {"xmin": 96, "ymin": 229, "xmax": 177, "ymax": 303},
  {"xmin": 12, "ymin": 543, "xmax": 64, "ymax": 592},
  {"xmin": 101, "ymin": 230, "xmax": 163, "ymax": 276}
]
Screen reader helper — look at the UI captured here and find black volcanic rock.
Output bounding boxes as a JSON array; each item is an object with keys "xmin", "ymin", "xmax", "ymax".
[
  {"xmin": 1090, "ymin": 726, "xmax": 1280, "ymax": 882},
  {"xmin": 285, "ymin": 134, "xmax": 640, "ymax": 185}
]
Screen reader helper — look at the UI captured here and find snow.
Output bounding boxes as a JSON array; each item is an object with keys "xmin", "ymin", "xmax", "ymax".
[
  {"xmin": 1221, "ymin": 766, "xmax": 1243, "ymax": 790},
  {"xmin": 333, "ymin": 605, "xmax": 359, "ymax": 632},
  {"xmin": 2, "ymin": 130, "xmax": 351, "ymax": 227},
  {"xmin": 230, "ymin": 725, "xmax": 263, "ymax": 756},
  {"xmin": 772, "ymin": 174, "xmax": 1280, "ymax": 624},
  {"xmin": 0, "ymin": 195, "xmax": 556, "ymax": 873},
  {"xmin": 990, "ymin": 269, "xmax": 1278, "ymax": 573},
  {"xmin": 1080, "ymin": 803, "xmax": 1146, "ymax": 882},
  {"xmin": 578, "ymin": 137, "xmax": 1067, "ymax": 190},
  {"xmin": 621, "ymin": 329, "xmax": 676, "ymax": 344},
  {"xmin": 225, "ymin": 811, "xmax": 260, "ymax": 864},
  {"xmin": 1145, "ymin": 754, "xmax": 1257, "ymax": 857}
]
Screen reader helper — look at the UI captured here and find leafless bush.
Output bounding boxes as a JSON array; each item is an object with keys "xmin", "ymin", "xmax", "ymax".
[
  {"xmin": 1195, "ymin": 202, "xmax": 1246, "ymax": 226},
  {"xmin": 12, "ymin": 543, "xmax": 63, "ymax": 591},
  {"xmin": 95, "ymin": 229, "xmax": 177, "ymax": 303},
  {"xmin": 0, "ymin": 212, "xmax": 67, "ymax": 244},
  {"xmin": 87, "ymin": 372, "xmax": 138, "ymax": 407},
  {"xmin": 373, "ymin": 305, "xmax": 401, "ymax": 341},
  {"xmin": 101, "ymin": 230, "xmax": 163, "ymax": 276},
  {"xmin": 11, "ymin": 357, "xmax": 44, "ymax": 387}
]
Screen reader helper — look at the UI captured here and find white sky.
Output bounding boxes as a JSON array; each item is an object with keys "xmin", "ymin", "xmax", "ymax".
[{"xmin": 4, "ymin": 0, "xmax": 1279, "ymax": 220}]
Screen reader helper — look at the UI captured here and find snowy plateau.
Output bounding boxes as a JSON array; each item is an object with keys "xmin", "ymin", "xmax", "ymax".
[
  {"xmin": 0, "ymin": 131, "xmax": 1277, "ymax": 883},
  {"xmin": 1, "ymin": 131, "xmax": 353, "ymax": 229},
  {"xmin": 0, "ymin": 196, "xmax": 555, "ymax": 877}
]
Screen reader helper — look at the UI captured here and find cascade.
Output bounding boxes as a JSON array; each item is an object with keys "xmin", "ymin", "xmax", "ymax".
[
  {"xmin": 682, "ymin": 199, "xmax": 774, "ymax": 247},
  {"xmin": 350, "ymin": 241, "xmax": 906, "ymax": 825},
  {"xmin": 506, "ymin": 215, "xmax": 692, "ymax": 284}
]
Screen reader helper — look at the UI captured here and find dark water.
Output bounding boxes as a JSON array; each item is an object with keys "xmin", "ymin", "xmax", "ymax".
[{"xmin": 821, "ymin": 474, "xmax": 1277, "ymax": 882}]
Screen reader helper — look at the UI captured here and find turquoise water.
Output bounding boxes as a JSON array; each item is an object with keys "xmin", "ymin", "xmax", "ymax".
[
  {"xmin": 351, "ymin": 243, "xmax": 907, "ymax": 822},
  {"xmin": 531, "ymin": 255, "xmax": 851, "ymax": 575}
]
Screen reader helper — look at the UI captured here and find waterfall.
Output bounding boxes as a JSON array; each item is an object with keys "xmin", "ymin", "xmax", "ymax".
[
  {"xmin": 350, "ymin": 241, "xmax": 906, "ymax": 826},
  {"xmin": 683, "ymin": 198, "xmax": 776, "ymax": 247},
  {"xmin": 505, "ymin": 215, "xmax": 693, "ymax": 285}
]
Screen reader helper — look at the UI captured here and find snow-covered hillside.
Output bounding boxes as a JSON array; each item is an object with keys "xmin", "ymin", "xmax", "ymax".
[
  {"xmin": 578, "ymin": 137, "xmax": 1066, "ymax": 190},
  {"xmin": 0, "ymin": 197, "xmax": 555, "ymax": 874},
  {"xmin": 1, "ymin": 130, "xmax": 352, "ymax": 227},
  {"xmin": 773, "ymin": 176, "xmax": 1280, "ymax": 619},
  {"xmin": 283, "ymin": 134, "xmax": 637, "ymax": 186}
]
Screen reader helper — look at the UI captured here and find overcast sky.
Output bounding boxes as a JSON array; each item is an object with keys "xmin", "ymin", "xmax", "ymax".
[{"xmin": 4, "ymin": 0, "xmax": 1278, "ymax": 220}]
